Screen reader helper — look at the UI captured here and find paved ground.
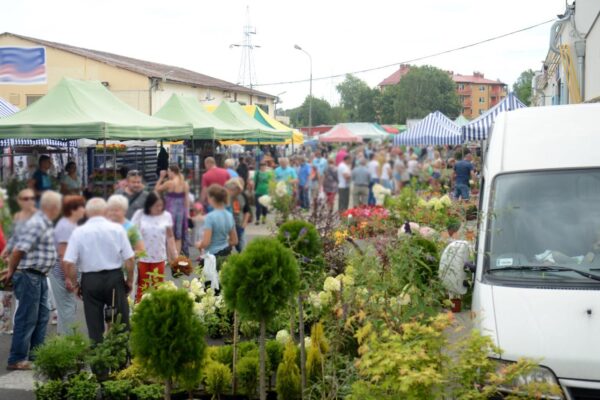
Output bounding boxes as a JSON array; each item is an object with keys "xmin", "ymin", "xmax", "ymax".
[{"xmin": 0, "ymin": 223, "xmax": 272, "ymax": 399}]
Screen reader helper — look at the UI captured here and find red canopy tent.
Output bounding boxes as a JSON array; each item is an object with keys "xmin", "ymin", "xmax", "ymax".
[{"xmin": 318, "ymin": 124, "xmax": 363, "ymax": 143}]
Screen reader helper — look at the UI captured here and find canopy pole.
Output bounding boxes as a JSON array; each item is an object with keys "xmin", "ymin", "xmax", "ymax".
[
  {"xmin": 291, "ymin": 135, "xmax": 295, "ymax": 155},
  {"xmin": 192, "ymin": 139, "xmax": 197, "ymax": 195},
  {"xmin": 103, "ymin": 138, "xmax": 108, "ymax": 198}
]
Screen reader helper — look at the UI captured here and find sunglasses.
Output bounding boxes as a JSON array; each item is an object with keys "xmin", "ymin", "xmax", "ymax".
[{"xmin": 19, "ymin": 196, "xmax": 35, "ymax": 201}]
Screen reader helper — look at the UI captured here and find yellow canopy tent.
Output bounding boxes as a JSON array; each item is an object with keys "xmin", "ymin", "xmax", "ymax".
[{"xmin": 205, "ymin": 104, "xmax": 303, "ymax": 146}]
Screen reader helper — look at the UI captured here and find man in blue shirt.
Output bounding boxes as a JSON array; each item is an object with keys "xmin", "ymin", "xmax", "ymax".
[
  {"xmin": 297, "ymin": 156, "xmax": 311, "ymax": 209},
  {"xmin": 275, "ymin": 157, "xmax": 298, "ymax": 184},
  {"xmin": 453, "ymin": 151, "xmax": 475, "ymax": 200},
  {"xmin": 29, "ymin": 155, "xmax": 53, "ymax": 203}
]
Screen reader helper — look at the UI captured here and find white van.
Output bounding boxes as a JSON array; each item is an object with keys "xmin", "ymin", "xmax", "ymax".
[{"xmin": 441, "ymin": 104, "xmax": 600, "ymax": 400}]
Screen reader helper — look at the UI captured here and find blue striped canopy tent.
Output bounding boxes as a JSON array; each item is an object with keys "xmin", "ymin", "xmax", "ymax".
[
  {"xmin": 0, "ymin": 96, "xmax": 18, "ymax": 118},
  {"xmin": 393, "ymin": 111, "xmax": 463, "ymax": 146},
  {"xmin": 461, "ymin": 92, "xmax": 526, "ymax": 141}
]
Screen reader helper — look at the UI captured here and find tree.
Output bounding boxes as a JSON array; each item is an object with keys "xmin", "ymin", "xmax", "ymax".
[
  {"xmin": 131, "ymin": 288, "xmax": 207, "ymax": 400},
  {"xmin": 287, "ymin": 96, "xmax": 333, "ymax": 127},
  {"xmin": 380, "ymin": 65, "xmax": 461, "ymax": 124},
  {"xmin": 221, "ymin": 238, "xmax": 300, "ymax": 400},
  {"xmin": 513, "ymin": 69, "xmax": 535, "ymax": 106},
  {"xmin": 336, "ymin": 74, "xmax": 380, "ymax": 122}
]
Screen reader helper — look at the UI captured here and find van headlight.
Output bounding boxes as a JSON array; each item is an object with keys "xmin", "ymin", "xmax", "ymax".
[{"xmin": 493, "ymin": 360, "xmax": 564, "ymax": 399}]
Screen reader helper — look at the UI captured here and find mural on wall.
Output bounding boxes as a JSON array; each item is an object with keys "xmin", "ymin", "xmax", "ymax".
[{"xmin": 0, "ymin": 46, "xmax": 47, "ymax": 85}]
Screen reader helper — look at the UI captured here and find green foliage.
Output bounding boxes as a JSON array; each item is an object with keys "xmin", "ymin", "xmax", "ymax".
[
  {"xmin": 276, "ymin": 342, "xmax": 301, "ymax": 400},
  {"xmin": 204, "ymin": 361, "xmax": 232, "ymax": 399},
  {"xmin": 239, "ymin": 320, "xmax": 260, "ymax": 339},
  {"xmin": 130, "ymin": 288, "xmax": 207, "ymax": 394},
  {"xmin": 336, "ymin": 74, "xmax": 380, "ymax": 122},
  {"xmin": 236, "ymin": 355, "xmax": 259, "ymax": 398},
  {"xmin": 380, "ymin": 65, "xmax": 461, "ymax": 124},
  {"xmin": 34, "ymin": 380, "xmax": 65, "ymax": 400},
  {"xmin": 86, "ymin": 319, "xmax": 129, "ymax": 375},
  {"xmin": 278, "ymin": 220, "xmax": 324, "ymax": 291},
  {"xmin": 33, "ymin": 330, "xmax": 89, "ymax": 380},
  {"xmin": 206, "ymin": 307, "xmax": 233, "ymax": 339},
  {"xmin": 288, "ymin": 96, "xmax": 333, "ymax": 127},
  {"xmin": 349, "ymin": 315, "xmax": 562, "ymax": 400},
  {"xmin": 306, "ymin": 322, "xmax": 329, "ymax": 382},
  {"xmin": 512, "ymin": 69, "xmax": 535, "ymax": 106},
  {"xmin": 208, "ymin": 345, "xmax": 233, "ymax": 368},
  {"xmin": 238, "ymin": 341, "xmax": 259, "ymax": 358},
  {"xmin": 65, "ymin": 372, "xmax": 99, "ymax": 400},
  {"xmin": 221, "ymin": 237, "xmax": 300, "ymax": 323},
  {"xmin": 131, "ymin": 383, "xmax": 164, "ymax": 400},
  {"xmin": 112, "ymin": 358, "xmax": 148, "ymax": 386},
  {"xmin": 102, "ymin": 379, "xmax": 132, "ymax": 400},
  {"xmin": 266, "ymin": 340, "xmax": 284, "ymax": 377}
]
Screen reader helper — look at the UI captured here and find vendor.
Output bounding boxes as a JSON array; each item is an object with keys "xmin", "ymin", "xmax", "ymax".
[
  {"xmin": 28, "ymin": 155, "xmax": 53, "ymax": 202},
  {"xmin": 60, "ymin": 161, "xmax": 82, "ymax": 195}
]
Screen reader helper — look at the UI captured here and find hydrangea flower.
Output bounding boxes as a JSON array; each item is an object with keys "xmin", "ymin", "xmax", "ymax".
[
  {"xmin": 318, "ymin": 290, "xmax": 333, "ymax": 305},
  {"xmin": 276, "ymin": 329, "xmax": 291, "ymax": 345},
  {"xmin": 323, "ymin": 276, "xmax": 341, "ymax": 292},
  {"xmin": 258, "ymin": 195, "xmax": 272, "ymax": 209}
]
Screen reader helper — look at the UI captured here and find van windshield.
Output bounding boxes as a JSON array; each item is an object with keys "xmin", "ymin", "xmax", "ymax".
[{"xmin": 485, "ymin": 169, "xmax": 600, "ymax": 285}]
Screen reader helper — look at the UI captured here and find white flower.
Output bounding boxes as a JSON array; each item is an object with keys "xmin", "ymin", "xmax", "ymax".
[
  {"xmin": 308, "ymin": 292, "xmax": 322, "ymax": 309},
  {"xmin": 304, "ymin": 336, "xmax": 312, "ymax": 349},
  {"xmin": 258, "ymin": 195, "xmax": 272, "ymax": 209},
  {"xmin": 372, "ymin": 184, "xmax": 391, "ymax": 205},
  {"xmin": 323, "ymin": 276, "xmax": 341, "ymax": 292},
  {"xmin": 187, "ymin": 292, "xmax": 197, "ymax": 302},
  {"xmin": 276, "ymin": 330, "xmax": 291, "ymax": 345},
  {"xmin": 160, "ymin": 281, "xmax": 177, "ymax": 291},
  {"xmin": 336, "ymin": 273, "xmax": 354, "ymax": 287},
  {"xmin": 214, "ymin": 296, "xmax": 224, "ymax": 309},
  {"xmin": 275, "ymin": 181, "xmax": 288, "ymax": 197},
  {"xmin": 182, "ymin": 280, "xmax": 190, "ymax": 289}
]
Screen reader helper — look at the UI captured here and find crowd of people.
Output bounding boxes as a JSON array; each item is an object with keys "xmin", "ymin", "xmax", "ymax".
[{"xmin": 0, "ymin": 143, "xmax": 478, "ymax": 371}]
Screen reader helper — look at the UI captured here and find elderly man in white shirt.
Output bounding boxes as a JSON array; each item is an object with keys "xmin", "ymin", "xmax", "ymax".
[{"xmin": 63, "ymin": 198, "xmax": 135, "ymax": 343}]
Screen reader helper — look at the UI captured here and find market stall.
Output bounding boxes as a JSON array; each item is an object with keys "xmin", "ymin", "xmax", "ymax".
[
  {"xmin": 461, "ymin": 92, "xmax": 526, "ymax": 141},
  {"xmin": 319, "ymin": 124, "xmax": 363, "ymax": 143},
  {"xmin": 393, "ymin": 111, "xmax": 463, "ymax": 146}
]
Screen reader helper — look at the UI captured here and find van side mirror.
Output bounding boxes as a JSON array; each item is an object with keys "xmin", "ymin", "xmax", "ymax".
[{"xmin": 439, "ymin": 241, "xmax": 471, "ymax": 296}]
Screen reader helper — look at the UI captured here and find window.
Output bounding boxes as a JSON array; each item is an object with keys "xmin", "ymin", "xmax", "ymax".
[
  {"xmin": 485, "ymin": 169, "xmax": 600, "ymax": 287},
  {"xmin": 479, "ymin": 85, "xmax": 486, "ymax": 91},
  {"xmin": 238, "ymin": 101, "xmax": 247, "ymax": 106},
  {"xmin": 257, "ymin": 104, "xmax": 269, "ymax": 114},
  {"xmin": 257, "ymin": 96, "xmax": 267, "ymax": 103},
  {"xmin": 457, "ymin": 83, "xmax": 465, "ymax": 90},
  {"xmin": 479, "ymin": 97, "xmax": 485, "ymax": 104},
  {"xmin": 26, "ymin": 95, "xmax": 43, "ymax": 106}
]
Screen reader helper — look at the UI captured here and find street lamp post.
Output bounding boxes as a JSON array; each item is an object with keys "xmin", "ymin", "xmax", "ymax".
[{"xmin": 294, "ymin": 44, "xmax": 312, "ymax": 137}]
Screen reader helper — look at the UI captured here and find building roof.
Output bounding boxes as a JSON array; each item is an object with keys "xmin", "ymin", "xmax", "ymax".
[
  {"xmin": 378, "ymin": 64, "xmax": 505, "ymax": 87},
  {"xmin": 378, "ymin": 64, "xmax": 411, "ymax": 87},
  {"xmin": 0, "ymin": 32, "xmax": 275, "ymax": 99}
]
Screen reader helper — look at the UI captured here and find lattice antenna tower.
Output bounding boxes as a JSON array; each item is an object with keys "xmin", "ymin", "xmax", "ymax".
[{"xmin": 230, "ymin": 6, "xmax": 260, "ymax": 89}]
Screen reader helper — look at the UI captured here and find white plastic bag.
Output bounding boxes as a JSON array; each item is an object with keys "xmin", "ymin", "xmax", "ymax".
[{"xmin": 202, "ymin": 253, "xmax": 219, "ymax": 291}]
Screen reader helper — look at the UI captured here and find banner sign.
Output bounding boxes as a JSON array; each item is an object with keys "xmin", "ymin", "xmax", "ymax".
[{"xmin": 0, "ymin": 47, "xmax": 47, "ymax": 85}]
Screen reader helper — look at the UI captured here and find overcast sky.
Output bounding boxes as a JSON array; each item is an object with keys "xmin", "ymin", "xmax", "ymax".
[{"xmin": 3, "ymin": 0, "xmax": 567, "ymax": 108}]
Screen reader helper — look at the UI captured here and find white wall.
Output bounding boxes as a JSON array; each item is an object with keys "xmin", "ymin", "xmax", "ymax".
[{"xmin": 584, "ymin": 15, "xmax": 600, "ymax": 100}]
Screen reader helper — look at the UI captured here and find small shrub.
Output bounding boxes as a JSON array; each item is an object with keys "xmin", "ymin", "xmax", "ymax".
[
  {"xmin": 87, "ymin": 319, "xmax": 129, "ymax": 376},
  {"xmin": 102, "ymin": 379, "xmax": 132, "ymax": 400},
  {"xmin": 65, "ymin": 372, "xmax": 99, "ymax": 400},
  {"xmin": 204, "ymin": 361, "xmax": 232, "ymax": 399},
  {"xmin": 209, "ymin": 345, "xmax": 233, "ymax": 368},
  {"xmin": 306, "ymin": 322, "xmax": 329, "ymax": 382},
  {"xmin": 276, "ymin": 342, "xmax": 301, "ymax": 400},
  {"xmin": 236, "ymin": 355, "xmax": 259, "ymax": 399},
  {"xmin": 34, "ymin": 379, "xmax": 65, "ymax": 400},
  {"xmin": 112, "ymin": 358, "xmax": 147, "ymax": 386},
  {"xmin": 266, "ymin": 340, "xmax": 284, "ymax": 377},
  {"xmin": 131, "ymin": 383, "xmax": 164, "ymax": 400},
  {"xmin": 33, "ymin": 331, "xmax": 89, "ymax": 380},
  {"xmin": 238, "ymin": 341, "xmax": 258, "ymax": 358}
]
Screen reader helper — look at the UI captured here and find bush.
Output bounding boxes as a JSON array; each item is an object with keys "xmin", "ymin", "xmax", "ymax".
[
  {"xmin": 87, "ymin": 319, "xmax": 129, "ymax": 377},
  {"xmin": 210, "ymin": 345, "xmax": 233, "ymax": 368},
  {"xmin": 131, "ymin": 288, "xmax": 207, "ymax": 399},
  {"xmin": 238, "ymin": 341, "xmax": 258, "ymax": 358},
  {"xmin": 33, "ymin": 331, "xmax": 89, "ymax": 380},
  {"xmin": 239, "ymin": 320, "xmax": 260, "ymax": 339},
  {"xmin": 278, "ymin": 220, "xmax": 322, "ymax": 260},
  {"xmin": 276, "ymin": 342, "xmax": 301, "ymax": 400},
  {"xmin": 65, "ymin": 372, "xmax": 99, "ymax": 400},
  {"xmin": 102, "ymin": 379, "xmax": 132, "ymax": 400},
  {"xmin": 112, "ymin": 358, "xmax": 147, "ymax": 386},
  {"xmin": 34, "ymin": 379, "xmax": 65, "ymax": 400},
  {"xmin": 131, "ymin": 383, "xmax": 164, "ymax": 400},
  {"xmin": 236, "ymin": 356, "xmax": 259, "ymax": 398},
  {"xmin": 204, "ymin": 361, "xmax": 232, "ymax": 399},
  {"xmin": 306, "ymin": 322, "xmax": 329, "ymax": 382},
  {"xmin": 266, "ymin": 340, "xmax": 284, "ymax": 377}
]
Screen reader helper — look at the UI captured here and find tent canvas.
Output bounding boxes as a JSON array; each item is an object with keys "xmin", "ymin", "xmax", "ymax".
[
  {"xmin": 454, "ymin": 115, "xmax": 470, "ymax": 127},
  {"xmin": 0, "ymin": 96, "xmax": 18, "ymax": 118},
  {"xmin": 212, "ymin": 101, "xmax": 292, "ymax": 142},
  {"xmin": 0, "ymin": 78, "xmax": 192, "ymax": 140},
  {"xmin": 393, "ymin": 111, "xmax": 463, "ymax": 146},
  {"xmin": 338, "ymin": 122, "xmax": 388, "ymax": 140},
  {"xmin": 154, "ymin": 94, "xmax": 254, "ymax": 140},
  {"xmin": 319, "ymin": 124, "xmax": 363, "ymax": 143},
  {"xmin": 245, "ymin": 105, "xmax": 304, "ymax": 145},
  {"xmin": 462, "ymin": 92, "xmax": 526, "ymax": 141}
]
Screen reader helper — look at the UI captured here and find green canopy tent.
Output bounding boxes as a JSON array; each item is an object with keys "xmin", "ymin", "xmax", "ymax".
[
  {"xmin": 0, "ymin": 78, "xmax": 192, "ymax": 140},
  {"xmin": 212, "ymin": 101, "xmax": 292, "ymax": 143},
  {"xmin": 154, "ymin": 94, "xmax": 255, "ymax": 140}
]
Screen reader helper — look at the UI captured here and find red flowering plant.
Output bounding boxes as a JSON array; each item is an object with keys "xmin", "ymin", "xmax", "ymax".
[{"xmin": 340, "ymin": 205, "xmax": 390, "ymax": 239}]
